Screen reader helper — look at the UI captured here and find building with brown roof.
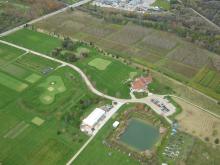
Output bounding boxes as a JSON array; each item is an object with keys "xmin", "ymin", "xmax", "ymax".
[{"xmin": 131, "ymin": 76, "xmax": 152, "ymax": 92}]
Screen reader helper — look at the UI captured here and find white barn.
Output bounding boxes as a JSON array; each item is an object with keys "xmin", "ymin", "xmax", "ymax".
[{"xmin": 81, "ymin": 108, "xmax": 106, "ymax": 134}]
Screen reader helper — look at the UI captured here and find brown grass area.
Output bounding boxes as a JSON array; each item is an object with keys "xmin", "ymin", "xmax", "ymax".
[
  {"xmin": 174, "ymin": 97, "xmax": 220, "ymax": 144},
  {"xmin": 107, "ymin": 23, "xmax": 152, "ymax": 45},
  {"xmin": 166, "ymin": 42, "xmax": 217, "ymax": 69},
  {"xmin": 137, "ymin": 31, "xmax": 178, "ymax": 53},
  {"xmin": 163, "ymin": 60, "xmax": 199, "ymax": 78}
]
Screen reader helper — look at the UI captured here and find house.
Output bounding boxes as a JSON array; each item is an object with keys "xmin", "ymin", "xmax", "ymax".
[
  {"xmin": 81, "ymin": 108, "xmax": 106, "ymax": 135},
  {"xmin": 131, "ymin": 75, "xmax": 152, "ymax": 92}
]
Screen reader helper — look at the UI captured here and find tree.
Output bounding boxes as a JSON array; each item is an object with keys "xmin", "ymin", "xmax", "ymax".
[
  {"xmin": 214, "ymin": 138, "xmax": 219, "ymax": 144},
  {"xmin": 81, "ymin": 52, "xmax": 89, "ymax": 58},
  {"xmin": 67, "ymin": 53, "xmax": 78, "ymax": 62},
  {"xmin": 62, "ymin": 37, "xmax": 74, "ymax": 50}
]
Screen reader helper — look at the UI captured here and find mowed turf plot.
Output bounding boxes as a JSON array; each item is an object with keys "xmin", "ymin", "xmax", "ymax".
[
  {"xmin": 88, "ymin": 58, "xmax": 111, "ymax": 70},
  {"xmin": 0, "ymin": 71, "xmax": 28, "ymax": 92},
  {"xmin": 2, "ymin": 28, "xmax": 62, "ymax": 54},
  {"xmin": 0, "ymin": 42, "xmax": 25, "ymax": 66},
  {"xmin": 39, "ymin": 76, "xmax": 66, "ymax": 104},
  {"xmin": 16, "ymin": 53, "xmax": 60, "ymax": 74}
]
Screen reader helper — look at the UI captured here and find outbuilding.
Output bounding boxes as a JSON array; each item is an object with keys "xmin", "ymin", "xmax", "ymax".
[
  {"xmin": 113, "ymin": 121, "xmax": 120, "ymax": 128},
  {"xmin": 82, "ymin": 108, "xmax": 106, "ymax": 129}
]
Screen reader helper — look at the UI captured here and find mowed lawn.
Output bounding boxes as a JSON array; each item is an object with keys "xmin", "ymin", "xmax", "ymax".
[
  {"xmin": 75, "ymin": 46, "xmax": 141, "ymax": 98},
  {"xmin": 0, "ymin": 49, "xmax": 106, "ymax": 165},
  {"xmin": 0, "ymin": 42, "xmax": 25, "ymax": 66},
  {"xmin": 2, "ymin": 29, "xmax": 62, "ymax": 54}
]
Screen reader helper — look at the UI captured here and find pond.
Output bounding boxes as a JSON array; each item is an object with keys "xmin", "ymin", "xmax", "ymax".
[{"xmin": 120, "ymin": 118, "xmax": 160, "ymax": 151}]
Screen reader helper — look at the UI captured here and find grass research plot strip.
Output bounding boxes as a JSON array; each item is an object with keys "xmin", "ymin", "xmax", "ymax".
[
  {"xmin": 88, "ymin": 58, "xmax": 111, "ymax": 70},
  {"xmin": 0, "ymin": 71, "xmax": 28, "ymax": 92},
  {"xmin": 3, "ymin": 121, "xmax": 29, "ymax": 139}
]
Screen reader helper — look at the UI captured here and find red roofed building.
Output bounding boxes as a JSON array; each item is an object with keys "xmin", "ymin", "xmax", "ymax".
[{"xmin": 131, "ymin": 76, "xmax": 152, "ymax": 92}]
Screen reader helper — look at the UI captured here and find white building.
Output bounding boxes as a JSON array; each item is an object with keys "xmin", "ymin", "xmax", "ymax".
[
  {"xmin": 113, "ymin": 121, "xmax": 120, "ymax": 128},
  {"xmin": 81, "ymin": 108, "xmax": 106, "ymax": 135}
]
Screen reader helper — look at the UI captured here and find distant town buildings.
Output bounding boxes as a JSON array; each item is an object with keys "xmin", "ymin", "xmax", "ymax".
[{"xmin": 92, "ymin": 0, "xmax": 161, "ymax": 12}]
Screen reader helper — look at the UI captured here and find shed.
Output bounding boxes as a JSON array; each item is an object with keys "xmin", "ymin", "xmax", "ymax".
[{"xmin": 113, "ymin": 121, "xmax": 120, "ymax": 128}]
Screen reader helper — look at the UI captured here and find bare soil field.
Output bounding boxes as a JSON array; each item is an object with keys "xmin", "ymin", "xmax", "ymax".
[{"xmin": 174, "ymin": 97, "xmax": 220, "ymax": 145}]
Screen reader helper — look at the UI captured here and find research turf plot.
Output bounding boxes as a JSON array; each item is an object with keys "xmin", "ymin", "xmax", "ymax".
[
  {"xmin": 0, "ymin": 71, "xmax": 28, "ymax": 92},
  {"xmin": 25, "ymin": 74, "xmax": 42, "ymax": 83},
  {"xmin": 39, "ymin": 76, "xmax": 66, "ymax": 104},
  {"xmin": 31, "ymin": 117, "xmax": 45, "ymax": 126},
  {"xmin": 88, "ymin": 58, "xmax": 111, "ymax": 70}
]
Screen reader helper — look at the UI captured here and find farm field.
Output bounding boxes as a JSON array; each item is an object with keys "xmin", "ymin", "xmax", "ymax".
[
  {"xmin": 0, "ymin": 42, "xmax": 107, "ymax": 164},
  {"xmin": 174, "ymin": 97, "xmax": 220, "ymax": 145},
  {"xmin": 186, "ymin": 139, "xmax": 220, "ymax": 165},
  {"xmin": 2, "ymin": 29, "xmax": 62, "ymax": 54},
  {"xmin": 34, "ymin": 9, "xmax": 220, "ymax": 101}
]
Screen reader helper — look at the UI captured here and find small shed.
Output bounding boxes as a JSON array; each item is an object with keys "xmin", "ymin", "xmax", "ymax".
[{"xmin": 113, "ymin": 121, "xmax": 120, "ymax": 128}]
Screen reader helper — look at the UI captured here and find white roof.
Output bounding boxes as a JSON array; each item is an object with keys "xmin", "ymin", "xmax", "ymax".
[
  {"xmin": 83, "ymin": 108, "xmax": 105, "ymax": 127},
  {"xmin": 113, "ymin": 121, "xmax": 120, "ymax": 128}
]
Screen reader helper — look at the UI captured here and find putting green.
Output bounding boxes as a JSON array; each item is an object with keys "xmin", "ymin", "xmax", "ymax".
[
  {"xmin": 0, "ymin": 71, "xmax": 28, "ymax": 92},
  {"xmin": 88, "ymin": 58, "xmax": 111, "ymax": 70},
  {"xmin": 25, "ymin": 74, "xmax": 42, "ymax": 83},
  {"xmin": 31, "ymin": 117, "xmax": 45, "ymax": 126},
  {"xmin": 39, "ymin": 76, "xmax": 66, "ymax": 104}
]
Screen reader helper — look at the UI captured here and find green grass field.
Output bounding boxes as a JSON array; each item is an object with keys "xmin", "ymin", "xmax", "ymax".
[
  {"xmin": 2, "ymin": 29, "xmax": 62, "ymax": 54},
  {"xmin": 88, "ymin": 58, "xmax": 112, "ymax": 70},
  {"xmin": 39, "ymin": 75, "xmax": 66, "ymax": 104},
  {"xmin": 0, "ymin": 71, "xmax": 28, "ymax": 92},
  {"xmin": 0, "ymin": 43, "xmax": 108, "ymax": 164},
  {"xmin": 2, "ymin": 28, "xmax": 144, "ymax": 99},
  {"xmin": 0, "ymin": 66, "xmax": 107, "ymax": 164},
  {"xmin": 0, "ymin": 42, "xmax": 25, "ymax": 66},
  {"xmin": 75, "ymin": 44, "xmax": 142, "ymax": 99},
  {"xmin": 25, "ymin": 73, "xmax": 42, "ymax": 83}
]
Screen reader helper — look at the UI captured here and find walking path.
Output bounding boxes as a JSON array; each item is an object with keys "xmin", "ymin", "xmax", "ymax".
[
  {"xmin": 0, "ymin": 0, "xmax": 92, "ymax": 37},
  {"xmin": 1, "ymin": 39, "xmax": 219, "ymax": 164}
]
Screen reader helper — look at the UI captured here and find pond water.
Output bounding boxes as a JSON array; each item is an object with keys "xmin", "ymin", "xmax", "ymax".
[{"xmin": 120, "ymin": 118, "xmax": 160, "ymax": 151}]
